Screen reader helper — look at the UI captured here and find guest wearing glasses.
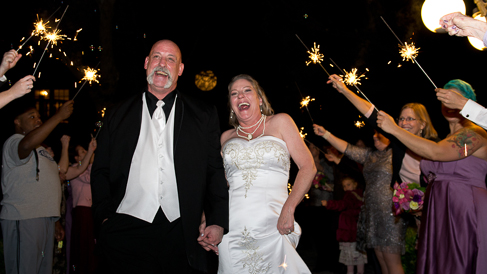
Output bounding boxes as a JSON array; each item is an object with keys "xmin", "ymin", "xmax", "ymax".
[{"xmin": 324, "ymin": 74, "xmax": 438, "ymax": 274}]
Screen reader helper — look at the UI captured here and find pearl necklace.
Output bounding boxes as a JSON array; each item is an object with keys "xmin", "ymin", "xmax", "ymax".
[{"xmin": 237, "ymin": 115, "xmax": 266, "ymax": 141}]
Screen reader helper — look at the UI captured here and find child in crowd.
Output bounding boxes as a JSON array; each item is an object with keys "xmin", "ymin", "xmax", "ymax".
[{"xmin": 322, "ymin": 176, "xmax": 367, "ymax": 274}]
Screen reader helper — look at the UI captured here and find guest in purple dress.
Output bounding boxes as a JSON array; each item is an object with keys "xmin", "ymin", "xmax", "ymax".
[{"xmin": 377, "ymin": 79, "xmax": 487, "ymax": 273}]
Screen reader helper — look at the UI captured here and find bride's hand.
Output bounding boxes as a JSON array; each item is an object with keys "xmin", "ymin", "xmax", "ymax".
[{"xmin": 277, "ymin": 206, "xmax": 294, "ymax": 235}]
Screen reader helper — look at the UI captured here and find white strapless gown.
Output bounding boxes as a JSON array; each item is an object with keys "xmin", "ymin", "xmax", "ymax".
[{"xmin": 218, "ymin": 136, "xmax": 311, "ymax": 274}]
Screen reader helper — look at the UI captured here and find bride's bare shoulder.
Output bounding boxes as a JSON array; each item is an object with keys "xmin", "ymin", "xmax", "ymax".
[{"xmin": 221, "ymin": 128, "xmax": 236, "ymax": 145}]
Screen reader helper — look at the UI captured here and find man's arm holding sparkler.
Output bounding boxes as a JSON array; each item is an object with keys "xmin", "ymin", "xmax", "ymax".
[{"xmin": 327, "ymin": 74, "xmax": 373, "ymax": 116}]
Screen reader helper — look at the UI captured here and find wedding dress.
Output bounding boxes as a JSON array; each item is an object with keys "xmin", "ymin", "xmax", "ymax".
[{"xmin": 218, "ymin": 136, "xmax": 311, "ymax": 274}]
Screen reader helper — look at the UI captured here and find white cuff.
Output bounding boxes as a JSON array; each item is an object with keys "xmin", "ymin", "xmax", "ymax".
[{"xmin": 0, "ymin": 75, "xmax": 6, "ymax": 82}]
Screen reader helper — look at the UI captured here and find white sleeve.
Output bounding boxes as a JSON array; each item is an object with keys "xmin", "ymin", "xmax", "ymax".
[{"xmin": 460, "ymin": 99, "xmax": 487, "ymax": 130}]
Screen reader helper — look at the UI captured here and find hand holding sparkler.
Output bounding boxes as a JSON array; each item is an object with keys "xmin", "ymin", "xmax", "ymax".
[
  {"xmin": 440, "ymin": 12, "xmax": 487, "ymax": 40},
  {"xmin": 435, "ymin": 88, "xmax": 469, "ymax": 110},
  {"xmin": 0, "ymin": 75, "xmax": 36, "ymax": 109},
  {"xmin": 327, "ymin": 74, "xmax": 351, "ymax": 94},
  {"xmin": 0, "ymin": 50, "xmax": 22, "ymax": 77},
  {"xmin": 376, "ymin": 110, "xmax": 400, "ymax": 135}
]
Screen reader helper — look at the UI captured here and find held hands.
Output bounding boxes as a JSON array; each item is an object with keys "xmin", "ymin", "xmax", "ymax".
[
  {"xmin": 435, "ymin": 88, "xmax": 468, "ymax": 110},
  {"xmin": 376, "ymin": 111, "xmax": 398, "ymax": 134},
  {"xmin": 197, "ymin": 225, "xmax": 224, "ymax": 255},
  {"xmin": 440, "ymin": 12, "xmax": 487, "ymax": 40},
  {"xmin": 0, "ymin": 50, "xmax": 22, "ymax": 76},
  {"xmin": 277, "ymin": 206, "xmax": 294, "ymax": 235},
  {"xmin": 327, "ymin": 74, "xmax": 349, "ymax": 93},
  {"xmin": 9, "ymin": 75, "xmax": 36, "ymax": 99}
]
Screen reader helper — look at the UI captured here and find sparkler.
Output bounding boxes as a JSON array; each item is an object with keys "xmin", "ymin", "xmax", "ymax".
[
  {"xmin": 72, "ymin": 62, "xmax": 101, "ymax": 100},
  {"xmin": 33, "ymin": 5, "xmax": 69, "ymax": 76},
  {"xmin": 380, "ymin": 16, "xmax": 437, "ymax": 89},
  {"xmin": 329, "ymin": 58, "xmax": 378, "ymax": 112},
  {"xmin": 399, "ymin": 42, "xmax": 419, "ymax": 63},
  {"xmin": 299, "ymin": 127, "xmax": 307, "ymax": 139},
  {"xmin": 294, "ymin": 82, "xmax": 314, "ymax": 123},
  {"xmin": 17, "ymin": 15, "xmax": 51, "ymax": 52},
  {"xmin": 342, "ymin": 68, "xmax": 367, "ymax": 86},
  {"xmin": 354, "ymin": 121, "xmax": 365, "ymax": 128},
  {"xmin": 295, "ymin": 34, "xmax": 330, "ymax": 76},
  {"xmin": 42, "ymin": 29, "xmax": 67, "ymax": 46}
]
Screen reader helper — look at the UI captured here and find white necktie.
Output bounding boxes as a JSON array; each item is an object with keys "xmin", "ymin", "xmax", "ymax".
[{"xmin": 153, "ymin": 100, "xmax": 165, "ymax": 134}]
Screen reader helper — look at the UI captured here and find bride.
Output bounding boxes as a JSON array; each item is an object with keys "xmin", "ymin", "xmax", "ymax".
[{"xmin": 217, "ymin": 74, "xmax": 315, "ymax": 273}]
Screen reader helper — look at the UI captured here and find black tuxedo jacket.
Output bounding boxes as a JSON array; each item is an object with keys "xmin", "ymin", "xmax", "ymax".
[{"xmin": 91, "ymin": 89, "xmax": 229, "ymax": 271}]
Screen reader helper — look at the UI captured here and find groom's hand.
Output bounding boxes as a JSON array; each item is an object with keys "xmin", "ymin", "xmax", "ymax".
[{"xmin": 197, "ymin": 225, "xmax": 223, "ymax": 255}]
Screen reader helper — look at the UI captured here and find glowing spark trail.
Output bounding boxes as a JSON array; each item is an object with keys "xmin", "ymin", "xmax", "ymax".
[
  {"xmin": 355, "ymin": 121, "xmax": 365, "ymax": 128},
  {"xmin": 295, "ymin": 34, "xmax": 330, "ymax": 76},
  {"xmin": 330, "ymin": 58, "xmax": 378, "ymax": 112},
  {"xmin": 400, "ymin": 42, "xmax": 419, "ymax": 63},
  {"xmin": 380, "ymin": 16, "xmax": 437, "ymax": 89}
]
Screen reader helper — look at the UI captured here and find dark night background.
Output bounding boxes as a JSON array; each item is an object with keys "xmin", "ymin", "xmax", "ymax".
[{"xmin": 1, "ymin": 0, "xmax": 486, "ymax": 155}]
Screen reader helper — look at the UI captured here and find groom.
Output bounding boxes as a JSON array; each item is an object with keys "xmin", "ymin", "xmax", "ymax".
[{"xmin": 91, "ymin": 39, "xmax": 228, "ymax": 273}]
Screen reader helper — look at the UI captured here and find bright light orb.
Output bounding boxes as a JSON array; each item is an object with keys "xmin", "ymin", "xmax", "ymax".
[
  {"xmin": 421, "ymin": 0, "xmax": 466, "ymax": 33},
  {"xmin": 468, "ymin": 14, "xmax": 487, "ymax": 51}
]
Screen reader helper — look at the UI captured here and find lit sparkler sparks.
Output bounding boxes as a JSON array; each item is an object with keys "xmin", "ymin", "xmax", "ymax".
[
  {"xmin": 464, "ymin": 143, "xmax": 468, "ymax": 157},
  {"xmin": 305, "ymin": 42, "xmax": 324, "ymax": 66},
  {"xmin": 300, "ymin": 96, "xmax": 315, "ymax": 109},
  {"xmin": 43, "ymin": 29, "xmax": 67, "ymax": 46},
  {"xmin": 33, "ymin": 16, "xmax": 50, "ymax": 36},
  {"xmin": 299, "ymin": 127, "xmax": 307, "ymax": 139},
  {"xmin": 380, "ymin": 16, "xmax": 437, "ymax": 89},
  {"xmin": 330, "ymin": 58, "xmax": 378, "ymax": 112},
  {"xmin": 33, "ymin": 5, "xmax": 69, "ymax": 76},
  {"xmin": 355, "ymin": 121, "xmax": 365, "ymax": 128},
  {"xmin": 295, "ymin": 34, "xmax": 330, "ymax": 76},
  {"xmin": 399, "ymin": 42, "xmax": 419, "ymax": 63},
  {"xmin": 342, "ymin": 68, "xmax": 367, "ymax": 86},
  {"xmin": 81, "ymin": 67, "xmax": 100, "ymax": 84},
  {"xmin": 73, "ymin": 28, "xmax": 82, "ymax": 41}
]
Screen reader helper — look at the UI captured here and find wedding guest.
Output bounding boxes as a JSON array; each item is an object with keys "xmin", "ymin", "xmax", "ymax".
[
  {"xmin": 218, "ymin": 74, "xmax": 315, "ymax": 273},
  {"xmin": 314, "ymin": 125, "xmax": 406, "ymax": 274},
  {"xmin": 377, "ymin": 79, "xmax": 487, "ymax": 274},
  {"xmin": 322, "ymin": 176, "xmax": 366, "ymax": 274},
  {"xmin": 1, "ymin": 100, "xmax": 74, "ymax": 274}
]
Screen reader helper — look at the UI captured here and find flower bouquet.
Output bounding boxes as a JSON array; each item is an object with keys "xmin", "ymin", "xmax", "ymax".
[
  {"xmin": 392, "ymin": 182, "xmax": 425, "ymax": 215},
  {"xmin": 312, "ymin": 171, "xmax": 331, "ymax": 191}
]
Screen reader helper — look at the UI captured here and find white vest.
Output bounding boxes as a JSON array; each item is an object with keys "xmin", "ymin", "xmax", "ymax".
[{"xmin": 116, "ymin": 93, "xmax": 180, "ymax": 223}]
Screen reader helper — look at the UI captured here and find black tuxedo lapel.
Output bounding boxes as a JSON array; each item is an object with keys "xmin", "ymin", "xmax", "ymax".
[
  {"xmin": 118, "ymin": 94, "xmax": 143, "ymax": 179},
  {"xmin": 173, "ymin": 93, "xmax": 184, "ymax": 154}
]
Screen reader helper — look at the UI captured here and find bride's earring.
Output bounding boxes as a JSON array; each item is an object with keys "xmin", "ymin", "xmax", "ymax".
[
  {"xmin": 230, "ymin": 110, "xmax": 234, "ymax": 119},
  {"xmin": 260, "ymin": 105, "xmax": 263, "ymax": 113}
]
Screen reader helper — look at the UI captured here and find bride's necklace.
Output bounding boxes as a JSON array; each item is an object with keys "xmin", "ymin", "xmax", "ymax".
[{"xmin": 236, "ymin": 114, "xmax": 266, "ymax": 141}]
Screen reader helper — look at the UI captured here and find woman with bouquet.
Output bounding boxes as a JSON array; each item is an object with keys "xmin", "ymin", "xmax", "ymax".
[{"xmin": 377, "ymin": 79, "xmax": 487, "ymax": 273}]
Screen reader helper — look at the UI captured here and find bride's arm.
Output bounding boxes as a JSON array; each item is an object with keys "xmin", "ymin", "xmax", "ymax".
[{"xmin": 277, "ymin": 114, "xmax": 316, "ymax": 235}]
